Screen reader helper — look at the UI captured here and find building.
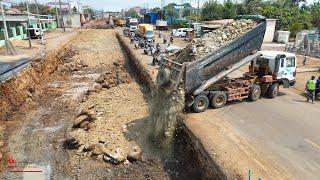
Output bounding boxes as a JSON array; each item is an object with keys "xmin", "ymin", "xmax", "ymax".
[
  {"xmin": 0, "ymin": 8, "xmax": 57, "ymax": 47},
  {"xmin": 143, "ymin": 12, "xmax": 159, "ymax": 24},
  {"xmin": 46, "ymin": 1, "xmax": 84, "ymax": 13},
  {"xmin": 165, "ymin": 3, "xmax": 193, "ymax": 24}
]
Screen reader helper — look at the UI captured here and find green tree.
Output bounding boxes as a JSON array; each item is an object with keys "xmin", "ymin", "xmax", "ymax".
[
  {"xmin": 83, "ymin": 8, "xmax": 95, "ymax": 17},
  {"xmin": 150, "ymin": 7, "xmax": 161, "ymax": 12},
  {"xmin": 12, "ymin": 2, "xmax": 56, "ymax": 15},
  {"xmin": 311, "ymin": 2, "xmax": 320, "ymax": 27},
  {"xmin": 244, "ymin": 0, "xmax": 268, "ymax": 14},
  {"xmin": 165, "ymin": 4, "xmax": 178, "ymax": 22},
  {"xmin": 125, "ymin": 8, "xmax": 139, "ymax": 18},
  {"xmin": 201, "ymin": 0, "xmax": 224, "ymax": 20},
  {"xmin": 182, "ymin": 8, "xmax": 192, "ymax": 17},
  {"xmin": 260, "ymin": 5, "xmax": 312, "ymax": 36},
  {"xmin": 222, "ymin": 0, "xmax": 236, "ymax": 19}
]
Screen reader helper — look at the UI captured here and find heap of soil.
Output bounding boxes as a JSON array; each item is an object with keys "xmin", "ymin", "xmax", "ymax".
[
  {"xmin": 83, "ymin": 20, "xmax": 114, "ymax": 29},
  {"xmin": 175, "ymin": 19, "xmax": 256, "ymax": 63}
]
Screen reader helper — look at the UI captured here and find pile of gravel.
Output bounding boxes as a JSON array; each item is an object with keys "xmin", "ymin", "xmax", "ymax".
[{"xmin": 175, "ymin": 19, "xmax": 256, "ymax": 63}]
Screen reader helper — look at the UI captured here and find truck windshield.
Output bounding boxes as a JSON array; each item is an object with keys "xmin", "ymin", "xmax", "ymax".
[
  {"xmin": 286, "ymin": 57, "xmax": 295, "ymax": 67},
  {"xmin": 145, "ymin": 31, "xmax": 153, "ymax": 37},
  {"xmin": 130, "ymin": 22, "xmax": 138, "ymax": 26}
]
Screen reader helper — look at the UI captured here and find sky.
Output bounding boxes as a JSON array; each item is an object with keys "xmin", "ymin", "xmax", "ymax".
[
  {"xmin": 25, "ymin": 0, "xmax": 209, "ymax": 11},
  {"xmin": 13, "ymin": 0, "xmax": 320, "ymax": 12}
]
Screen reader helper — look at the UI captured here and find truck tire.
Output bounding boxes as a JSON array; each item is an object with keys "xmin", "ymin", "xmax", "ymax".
[
  {"xmin": 316, "ymin": 92, "xmax": 320, "ymax": 101},
  {"xmin": 156, "ymin": 68, "xmax": 171, "ymax": 87},
  {"xmin": 192, "ymin": 94, "xmax": 209, "ymax": 113},
  {"xmin": 268, "ymin": 84, "xmax": 279, "ymax": 98},
  {"xmin": 249, "ymin": 84, "xmax": 261, "ymax": 101},
  {"xmin": 210, "ymin": 91, "xmax": 227, "ymax": 109}
]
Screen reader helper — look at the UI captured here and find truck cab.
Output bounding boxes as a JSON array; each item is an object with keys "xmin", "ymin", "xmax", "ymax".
[
  {"xmin": 129, "ymin": 18, "xmax": 138, "ymax": 32},
  {"xmin": 257, "ymin": 51, "xmax": 296, "ymax": 87},
  {"xmin": 138, "ymin": 24, "xmax": 154, "ymax": 42}
]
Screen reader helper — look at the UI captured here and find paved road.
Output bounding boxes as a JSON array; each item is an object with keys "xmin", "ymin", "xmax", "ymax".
[
  {"xmin": 0, "ymin": 57, "xmax": 31, "ymax": 81},
  {"xmin": 207, "ymin": 88, "xmax": 320, "ymax": 179}
]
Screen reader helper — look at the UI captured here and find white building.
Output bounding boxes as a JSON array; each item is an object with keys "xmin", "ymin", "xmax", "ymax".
[{"xmin": 46, "ymin": 1, "xmax": 84, "ymax": 13}]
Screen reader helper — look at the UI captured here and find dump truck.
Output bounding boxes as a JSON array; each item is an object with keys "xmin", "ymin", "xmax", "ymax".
[
  {"xmin": 115, "ymin": 19, "xmax": 126, "ymax": 27},
  {"xmin": 156, "ymin": 15, "xmax": 297, "ymax": 113},
  {"xmin": 138, "ymin": 24, "xmax": 154, "ymax": 41}
]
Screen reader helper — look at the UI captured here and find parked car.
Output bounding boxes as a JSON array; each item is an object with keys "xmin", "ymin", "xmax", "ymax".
[
  {"xmin": 27, "ymin": 28, "xmax": 43, "ymax": 39},
  {"xmin": 172, "ymin": 28, "xmax": 193, "ymax": 37}
]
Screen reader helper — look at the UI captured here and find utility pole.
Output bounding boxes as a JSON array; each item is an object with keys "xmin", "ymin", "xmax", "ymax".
[
  {"xmin": 34, "ymin": 0, "xmax": 44, "ymax": 45},
  {"xmin": 68, "ymin": 2, "xmax": 71, "ymax": 27},
  {"xmin": 0, "ymin": 0, "xmax": 17, "ymax": 55},
  {"xmin": 197, "ymin": 0, "xmax": 200, "ymax": 22},
  {"xmin": 54, "ymin": 0, "xmax": 60, "ymax": 28},
  {"xmin": 26, "ymin": 1, "xmax": 32, "ymax": 48},
  {"xmin": 58, "ymin": 0, "xmax": 65, "ymax": 32}
]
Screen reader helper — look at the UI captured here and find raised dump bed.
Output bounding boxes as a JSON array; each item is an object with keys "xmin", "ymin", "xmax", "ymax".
[{"xmin": 158, "ymin": 16, "xmax": 266, "ymax": 93}]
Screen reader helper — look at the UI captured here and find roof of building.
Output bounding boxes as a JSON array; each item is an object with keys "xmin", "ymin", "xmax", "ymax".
[{"xmin": 6, "ymin": 8, "xmax": 24, "ymax": 15}]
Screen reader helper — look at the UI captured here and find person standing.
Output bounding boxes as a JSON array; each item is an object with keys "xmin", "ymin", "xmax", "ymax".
[
  {"xmin": 316, "ymin": 76, "xmax": 320, "ymax": 89},
  {"xmin": 306, "ymin": 76, "xmax": 316, "ymax": 103}
]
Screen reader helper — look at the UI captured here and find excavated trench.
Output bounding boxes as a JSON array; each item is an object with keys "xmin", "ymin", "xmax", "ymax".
[
  {"xmin": 118, "ymin": 32, "xmax": 226, "ymax": 179},
  {"xmin": 0, "ymin": 30, "xmax": 223, "ymax": 179}
]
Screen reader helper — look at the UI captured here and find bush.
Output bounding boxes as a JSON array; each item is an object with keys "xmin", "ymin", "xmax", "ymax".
[
  {"xmin": 260, "ymin": 6, "xmax": 312, "ymax": 37},
  {"xmin": 170, "ymin": 20, "xmax": 188, "ymax": 29}
]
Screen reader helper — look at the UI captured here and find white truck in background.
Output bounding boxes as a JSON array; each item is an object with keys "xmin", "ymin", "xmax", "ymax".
[
  {"xmin": 156, "ymin": 20, "xmax": 168, "ymax": 30},
  {"xmin": 129, "ymin": 18, "xmax": 138, "ymax": 32}
]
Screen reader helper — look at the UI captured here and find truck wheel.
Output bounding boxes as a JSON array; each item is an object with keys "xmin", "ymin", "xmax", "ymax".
[
  {"xmin": 156, "ymin": 68, "xmax": 171, "ymax": 87},
  {"xmin": 316, "ymin": 92, "xmax": 320, "ymax": 101},
  {"xmin": 268, "ymin": 84, "xmax": 279, "ymax": 98},
  {"xmin": 210, "ymin": 92, "xmax": 227, "ymax": 109},
  {"xmin": 249, "ymin": 84, "xmax": 261, "ymax": 101},
  {"xmin": 192, "ymin": 94, "xmax": 209, "ymax": 113}
]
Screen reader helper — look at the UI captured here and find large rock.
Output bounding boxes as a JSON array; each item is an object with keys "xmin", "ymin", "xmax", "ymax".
[
  {"xmin": 127, "ymin": 151, "xmax": 142, "ymax": 162},
  {"xmin": 103, "ymin": 150, "xmax": 125, "ymax": 165},
  {"xmin": 64, "ymin": 137, "xmax": 81, "ymax": 149},
  {"xmin": 127, "ymin": 147, "xmax": 142, "ymax": 162},
  {"xmin": 80, "ymin": 121, "xmax": 90, "ymax": 128},
  {"xmin": 73, "ymin": 115, "xmax": 89, "ymax": 127},
  {"xmin": 91, "ymin": 144, "xmax": 107, "ymax": 156},
  {"xmin": 175, "ymin": 19, "xmax": 256, "ymax": 63},
  {"xmin": 84, "ymin": 144, "xmax": 96, "ymax": 152}
]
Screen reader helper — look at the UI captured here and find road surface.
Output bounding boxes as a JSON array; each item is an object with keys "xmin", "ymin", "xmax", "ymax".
[{"xmin": 189, "ymin": 88, "xmax": 320, "ymax": 179}]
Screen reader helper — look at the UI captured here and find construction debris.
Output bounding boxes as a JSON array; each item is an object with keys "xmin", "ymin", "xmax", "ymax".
[
  {"xmin": 95, "ymin": 61, "xmax": 132, "ymax": 89},
  {"xmin": 83, "ymin": 20, "xmax": 114, "ymax": 29},
  {"xmin": 175, "ymin": 19, "xmax": 256, "ymax": 63}
]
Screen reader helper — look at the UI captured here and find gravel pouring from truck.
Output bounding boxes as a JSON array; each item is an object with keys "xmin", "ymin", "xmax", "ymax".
[{"xmin": 157, "ymin": 16, "xmax": 297, "ymax": 112}]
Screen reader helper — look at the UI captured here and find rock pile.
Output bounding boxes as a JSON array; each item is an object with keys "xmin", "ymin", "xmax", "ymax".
[
  {"xmin": 73, "ymin": 107, "xmax": 97, "ymax": 131},
  {"xmin": 175, "ymin": 19, "xmax": 256, "ymax": 63},
  {"xmin": 83, "ymin": 20, "xmax": 114, "ymax": 29},
  {"xmin": 58, "ymin": 60, "xmax": 88, "ymax": 73},
  {"xmin": 95, "ymin": 61, "xmax": 132, "ymax": 89}
]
